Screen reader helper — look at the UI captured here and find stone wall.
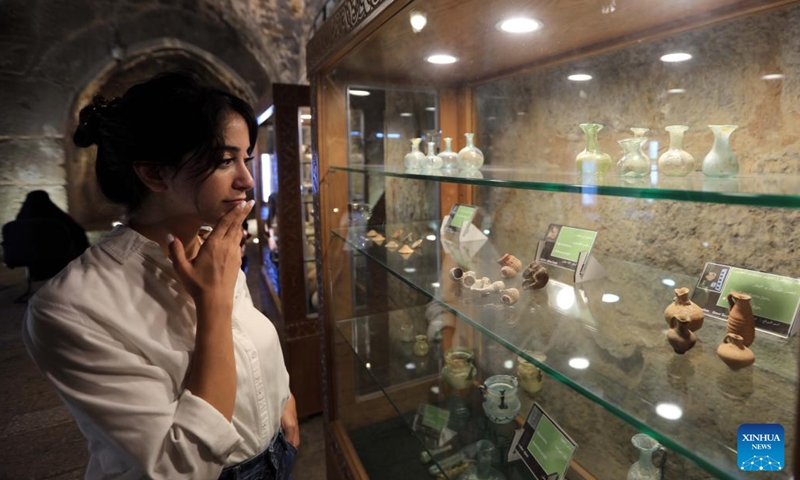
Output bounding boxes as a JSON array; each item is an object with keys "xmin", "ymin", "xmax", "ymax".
[
  {"xmin": 0, "ymin": 0, "xmax": 326, "ymax": 242},
  {"xmin": 475, "ymin": 5, "xmax": 800, "ymax": 277}
]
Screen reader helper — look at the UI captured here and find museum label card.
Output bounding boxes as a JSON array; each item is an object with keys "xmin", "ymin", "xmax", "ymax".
[
  {"xmin": 444, "ymin": 204, "xmax": 478, "ymax": 233},
  {"xmin": 412, "ymin": 404, "xmax": 451, "ymax": 446},
  {"xmin": 692, "ymin": 262, "xmax": 800, "ymax": 337},
  {"xmin": 538, "ymin": 224, "xmax": 598, "ymax": 271},
  {"xmin": 514, "ymin": 403, "xmax": 577, "ymax": 480}
]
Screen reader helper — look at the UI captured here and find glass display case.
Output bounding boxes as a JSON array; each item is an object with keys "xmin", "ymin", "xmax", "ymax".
[
  {"xmin": 255, "ymin": 83, "xmax": 322, "ymax": 418},
  {"xmin": 307, "ymin": 1, "xmax": 800, "ymax": 479}
]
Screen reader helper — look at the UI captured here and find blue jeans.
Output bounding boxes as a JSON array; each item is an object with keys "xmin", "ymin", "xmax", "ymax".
[{"xmin": 218, "ymin": 431, "xmax": 296, "ymax": 480}]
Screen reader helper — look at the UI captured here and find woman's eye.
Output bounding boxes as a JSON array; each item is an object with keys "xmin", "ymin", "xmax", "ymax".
[
  {"xmin": 220, "ymin": 158, "xmax": 235, "ymax": 167},
  {"xmin": 245, "ymin": 156, "xmax": 255, "ymax": 164}
]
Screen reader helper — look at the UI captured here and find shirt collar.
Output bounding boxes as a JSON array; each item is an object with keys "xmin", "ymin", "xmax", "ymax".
[{"xmin": 98, "ymin": 225, "xmax": 170, "ymax": 266}]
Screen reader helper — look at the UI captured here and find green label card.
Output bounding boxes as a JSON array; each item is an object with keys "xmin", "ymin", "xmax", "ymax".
[
  {"xmin": 539, "ymin": 224, "xmax": 598, "ymax": 271},
  {"xmin": 515, "ymin": 403, "xmax": 577, "ymax": 480},
  {"xmin": 448, "ymin": 205, "xmax": 477, "ymax": 230},
  {"xmin": 692, "ymin": 262, "xmax": 800, "ymax": 337}
]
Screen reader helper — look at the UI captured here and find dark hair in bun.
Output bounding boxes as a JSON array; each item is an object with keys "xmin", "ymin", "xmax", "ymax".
[{"xmin": 72, "ymin": 71, "xmax": 257, "ymax": 211}]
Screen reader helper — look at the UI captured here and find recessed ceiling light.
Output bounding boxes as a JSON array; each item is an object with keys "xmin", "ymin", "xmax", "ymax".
[
  {"xmin": 667, "ymin": 88, "xmax": 686, "ymax": 94},
  {"xmin": 409, "ymin": 11, "xmax": 427, "ymax": 33},
  {"xmin": 655, "ymin": 402, "xmax": 683, "ymax": 420},
  {"xmin": 602, "ymin": 294, "xmax": 620, "ymax": 303},
  {"xmin": 503, "ymin": 360, "xmax": 514, "ymax": 369},
  {"xmin": 517, "ymin": 111, "xmax": 526, "ymax": 116},
  {"xmin": 425, "ymin": 106, "xmax": 436, "ymax": 111},
  {"xmin": 399, "ymin": 112, "xmax": 413, "ymax": 117},
  {"xmin": 496, "ymin": 17, "xmax": 542, "ymax": 33},
  {"xmin": 426, "ymin": 234, "xmax": 436, "ymax": 241},
  {"xmin": 426, "ymin": 54, "xmax": 457, "ymax": 64},
  {"xmin": 569, "ymin": 357, "xmax": 590, "ymax": 370},
  {"xmin": 762, "ymin": 73, "xmax": 785, "ymax": 81},
  {"xmin": 662, "ymin": 278, "xmax": 676, "ymax": 287},
  {"xmin": 568, "ymin": 73, "xmax": 593, "ymax": 82},
  {"xmin": 252, "ymin": 238, "xmax": 260, "ymax": 244},
  {"xmin": 300, "ymin": 114, "xmax": 312, "ymax": 120},
  {"xmin": 349, "ymin": 89, "xmax": 371, "ymax": 96},
  {"xmin": 660, "ymin": 52, "xmax": 692, "ymax": 63}
]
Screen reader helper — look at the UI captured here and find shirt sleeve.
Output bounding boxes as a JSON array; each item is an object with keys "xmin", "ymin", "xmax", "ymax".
[{"xmin": 22, "ymin": 298, "xmax": 243, "ymax": 480}]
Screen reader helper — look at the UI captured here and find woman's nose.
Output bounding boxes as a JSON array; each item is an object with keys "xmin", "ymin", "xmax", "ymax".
[{"xmin": 236, "ymin": 160, "xmax": 255, "ymax": 191}]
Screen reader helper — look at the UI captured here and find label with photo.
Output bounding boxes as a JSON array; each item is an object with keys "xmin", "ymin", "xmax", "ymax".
[
  {"xmin": 538, "ymin": 224, "xmax": 598, "ymax": 271},
  {"xmin": 514, "ymin": 403, "xmax": 577, "ymax": 480},
  {"xmin": 692, "ymin": 262, "xmax": 800, "ymax": 337}
]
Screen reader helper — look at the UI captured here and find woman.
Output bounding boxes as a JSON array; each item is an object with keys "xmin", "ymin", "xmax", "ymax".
[{"xmin": 22, "ymin": 71, "xmax": 298, "ymax": 480}]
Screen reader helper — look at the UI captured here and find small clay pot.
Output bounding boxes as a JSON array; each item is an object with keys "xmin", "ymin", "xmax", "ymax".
[
  {"xmin": 666, "ymin": 315, "xmax": 696, "ymax": 354},
  {"xmin": 522, "ymin": 262, "xmax": 549, "ymax": 290},
  {"xmin": 717, "ymin": 333, "xmax": 755, "ymax": 370},
  {"xmin": 398, "ymin": 244, "xmax": 414, "ymax": 255},
  {"xmin": 385, "ymin": 240, "xmax": 399, "ymax": 250},
  {"xmin": 664, "ymin": 287, "xmax": 704, "ymax": 331},
  {"xmin": 497, "ymin": 253, "xmax": 523, "ymax": 272},
  {"xmin": 501, "ymin": 288, "xmax": 520, "ymax": 306},
  {"xmin": 490, "ymin": 280, "xmax": 505, "ymax": 292}
]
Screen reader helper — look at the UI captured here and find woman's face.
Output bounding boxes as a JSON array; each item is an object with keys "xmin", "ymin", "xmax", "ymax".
[{"xmin": 169, "ymin": 112, "xmax": 254, "ymax": 225}]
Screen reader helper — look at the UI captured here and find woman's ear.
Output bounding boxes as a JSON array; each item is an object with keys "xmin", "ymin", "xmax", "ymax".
[{"xmin": 133, "ymin": 163, "xmax": 169, "ymax": 193}]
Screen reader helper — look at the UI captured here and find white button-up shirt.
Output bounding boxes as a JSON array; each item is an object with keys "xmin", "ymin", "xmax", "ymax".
[{"xmin": 22, "ymin": 226, "xmax": 290, "ymax": 480}]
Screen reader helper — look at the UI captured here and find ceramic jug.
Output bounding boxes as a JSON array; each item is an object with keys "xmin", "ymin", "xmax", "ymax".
[
  {"xmin": 717, "ymin": 333, "xmax": 755, "ymax": 370},
  {"xmin": 442, "ymin": 347, "xmax": 476, "ymax": 390},
  {"xmin": 664, "ymin": 287, "xmax": 704, "ymax": 331},
  {"xmin": 479, "ymin": 375, "xmax": 521, "ymax": 424},
  {"xmin": 726, "ymin": 292, "xmax": 755, "ymax": 347},
  {"xmin": 667, "ymin": 315, "xmax": 696, "ymax": 354}
]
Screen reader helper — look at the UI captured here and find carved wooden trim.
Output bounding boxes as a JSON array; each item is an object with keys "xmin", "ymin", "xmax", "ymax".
[{"xmin": 307, "ymin": 0, "xmax": 395, "ymax": 75}]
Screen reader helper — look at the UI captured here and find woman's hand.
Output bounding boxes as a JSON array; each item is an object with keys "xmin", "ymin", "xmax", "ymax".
[
  {"xmin": 281, "ymin": 394, "xmax": 300, "ymax": 448},
  {"xmin": 168, "ymin": 200, "xmax": 254, "ymax": 303}
]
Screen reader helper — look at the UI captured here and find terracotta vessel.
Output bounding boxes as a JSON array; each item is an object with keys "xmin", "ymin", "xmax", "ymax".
[
  {"xmin": 726, "ymin": 292, "xmax": 755, "ymax": 347},
  {"xmin": 449, "ymin": 267, "xmax": 465, "ymax": 282},
  {"xmin": 666, "ymin": 315, "xmax": 696, "ymax": 354},
  {"xmin": 717, "ymin": 333, "xmax": 755, "ymax": 370},
  {"xmin": 522, "ymin": 262, "xmax": 549, "ymax": 290},
  {"xmin": 664, "ymin": 287, "xmax": 704, "ymax": 331},
  {"xmin": 497, "ymin": 253, "xmax": 522, "ymax": 272}
]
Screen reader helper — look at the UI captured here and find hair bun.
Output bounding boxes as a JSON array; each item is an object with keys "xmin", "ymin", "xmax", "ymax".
[{"xmin": 73, "ymin": 96, "xmax": 113, "ymax": 148}]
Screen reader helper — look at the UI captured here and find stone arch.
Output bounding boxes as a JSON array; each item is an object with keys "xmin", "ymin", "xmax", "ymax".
[{"xmin": 65, "ymin": 40, "xmax": 259, "ymax": 230}]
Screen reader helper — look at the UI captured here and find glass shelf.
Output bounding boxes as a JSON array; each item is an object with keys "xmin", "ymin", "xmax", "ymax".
[
  {"xmin": 332, "ymin": 222, "xmax": 798, "ymax": 479},
  {"xmin": 329, "ymin": 165, "xmax": 800, "ymax": 209}
]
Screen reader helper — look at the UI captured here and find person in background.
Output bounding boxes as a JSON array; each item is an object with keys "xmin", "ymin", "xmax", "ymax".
[{"xmin": 22, "ymin": 71, "xmax": 298, "ymax": 480}]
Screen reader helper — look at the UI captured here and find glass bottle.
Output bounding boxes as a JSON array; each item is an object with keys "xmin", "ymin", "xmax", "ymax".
[
  {"xmin": 630, "ymin": 127, "xmax": 649, "ymax": 138},
  {"xmin": 442, "ymin": 347, "xmax": 476, "ymax": 390},
  {"xmin": 702, "ymin": 125, "xmax": 739, "ymax": 177},
  {"xmin": 437, "ymin": 137, "xmax": 460, "ymax": 169},
  {"xmin": 404, "ymin": 138, "xmax": 426, "ymax": 170},
  {"xmin": 457, "ymin": 441, "xmax": 507, "ymax": 480},
  {"xmin": 516, "ymin": 351, "xmax": 546, "ymax": 394},
  {"xmin": 658, "ymin": 125, "xmax": 694, "ymax": 176},
  {"xmin": 458, "ymin": 133, "xmax": 484, "ymax": 169},
  {"xmin": 413, "ymin": 335, "xmax": 430, "ymax": 356},
  {"xmin": 575, "ymin": 123, "xmax": 612, "ymax": 175},
  {"xmin": 426, "ymin": 141, "xmax": 443, "ymax": 169},
  {"xmin": 616, "ymin": 137, "xmax": 650, "ymax": 177},
  {"xmin": 626, "ymin": 434, "xmax": 666, "ymax": 480},
  {"xmin": 400, "ymin": 322, "xmax": 415, "ymax": 342}
]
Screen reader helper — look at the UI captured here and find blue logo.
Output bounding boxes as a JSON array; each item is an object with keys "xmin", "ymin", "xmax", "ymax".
[{"xmin": 738, "ymin": 424, "xmax": 784, "ymax": 471}]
